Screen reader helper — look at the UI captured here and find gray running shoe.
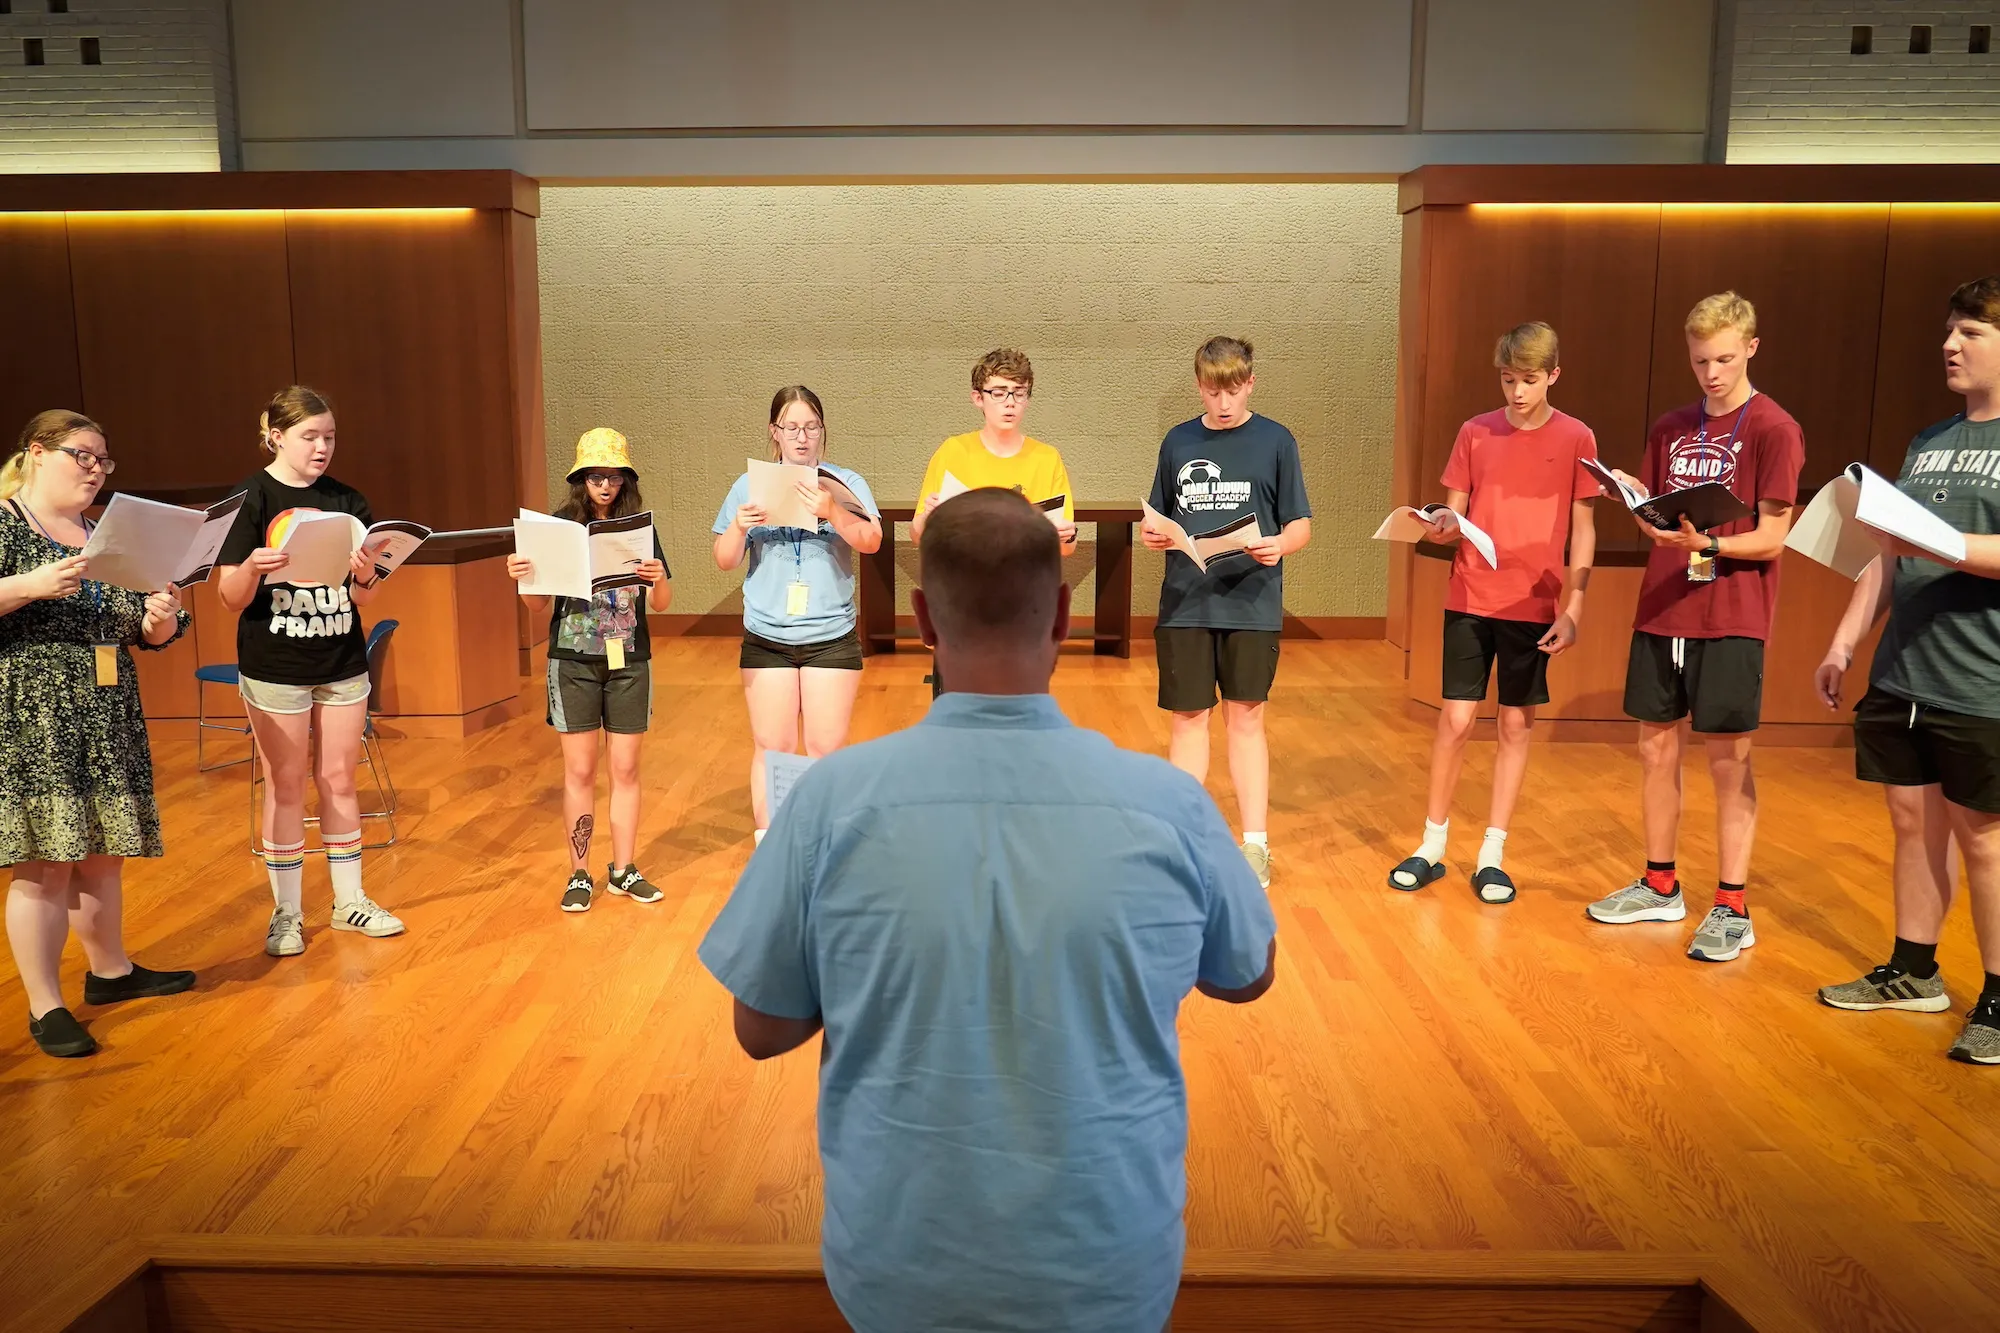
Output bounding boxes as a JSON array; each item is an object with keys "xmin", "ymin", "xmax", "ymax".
[
  {"xmin": 1241, "ymin": 841, "xmax": 1272, "ymax": 890},
  {"xmin": 265, "ymin": 905, "xmax": 305, "ymax": 958},
  {"xmin": 1818, "ymin": 965, "xmax": 1949, "ymax": 1013},
  {"xmin": 1687, "ymin": 906, "xmax": 1756, "ymax": 962},
  {"xmin": 1948, "ymin": 1004, "xmax": 2000, "ymax": 1065},
  {"xmin": 1585, "ymin": 879, "xmax": 1687, "ymax": 925},
  {"xmin": 560, "ymin": 870, "xmax": 593, "ymax": 914},
  {"xmin": 607, "ymin": 863, "xmax": 662, "ymax": 905}
]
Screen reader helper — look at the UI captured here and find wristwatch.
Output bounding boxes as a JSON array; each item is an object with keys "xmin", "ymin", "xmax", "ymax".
[{"xmin": 1702, "ymin": 536, "xmax": 1722, "ymax": 559}]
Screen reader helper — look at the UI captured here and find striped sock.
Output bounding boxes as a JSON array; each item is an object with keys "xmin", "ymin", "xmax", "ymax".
[
  {"xmin": 264, "ymin": 839, "xmax": 306, "ymax": 912},
  {"xmin": 325, "ymin": 830, "xmax": 365, "ymax": 908}
]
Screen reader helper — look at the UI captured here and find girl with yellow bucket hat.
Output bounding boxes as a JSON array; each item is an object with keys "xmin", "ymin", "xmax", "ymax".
[{"xmin": 507, "ymin": 428, "xmax": 673, "ymax": 912}]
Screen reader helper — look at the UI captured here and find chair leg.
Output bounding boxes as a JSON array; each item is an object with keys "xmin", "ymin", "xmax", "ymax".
[
  {"xmin": 360, "ymin": 733, "xmax": 398, "ymax": 849},
  {"xmin": 247, "ymin": 738, "xmax": 262, "ymax": 856}
]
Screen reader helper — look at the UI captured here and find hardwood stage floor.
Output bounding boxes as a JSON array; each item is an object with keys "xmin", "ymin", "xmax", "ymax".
[{"xmin": 2, "ymin": 640, "xmax": 1996, "ymax": 1330}]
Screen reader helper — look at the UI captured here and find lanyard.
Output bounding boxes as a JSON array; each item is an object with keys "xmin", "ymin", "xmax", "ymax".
[
  {"xmin": 15, "ymin": 499, "xmax": 103, "ymax": 614},
  {"xmin": 1694, "ymin": 395, "xmax": 1755, "ymax": 459}
]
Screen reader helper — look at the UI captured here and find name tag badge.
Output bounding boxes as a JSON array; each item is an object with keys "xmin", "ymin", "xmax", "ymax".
[
  {"xmin": 605, "ymin": 638, "xmax": 626, "ymax": 671},
  {"xmin": 1687, "ymin": 552, "xmax": 1717, "ymax": 584},
  {"xmin": 94, "ymin": 643, "xmax": 119, "ymax": 687},
  {"xmin": 786, "ymin": 582, "xmax": 811, "ymax": 617}
]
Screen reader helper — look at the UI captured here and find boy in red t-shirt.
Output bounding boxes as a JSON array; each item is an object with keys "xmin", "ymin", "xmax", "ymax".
[
  {"xmin": 1389, "ymin": 323, "xmax": 1598, "ymax": 904},
  {"xmin": 1586, "ymin": 292, "xmax": 1804, "ymax": 962}
]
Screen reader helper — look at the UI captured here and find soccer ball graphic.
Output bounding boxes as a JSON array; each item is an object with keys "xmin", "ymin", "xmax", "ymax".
[{"xmin": 1178, "ymin": 459, "xmax": 1224, "ymax": 489}]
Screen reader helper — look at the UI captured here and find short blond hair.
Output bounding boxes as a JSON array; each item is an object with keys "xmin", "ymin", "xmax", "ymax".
[
  {"xmin": 1686, "ymin": 291, "xmax": 1757, "ymax": 340},
  {"xmin": 1195, "ymin": 336, "xmax": 1254, "ymax": 389},
  {"xmin": 1494, "ymin": 322, "xmax": 1559, "ymax": 372}
]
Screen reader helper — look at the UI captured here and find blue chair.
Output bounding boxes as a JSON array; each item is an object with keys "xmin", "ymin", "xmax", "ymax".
[
  {"xmin": 246, "ymin": 619, "xmax": 401, "ymax": 854},
  {"xmin": 195, "ymin": 661, "xmax": 251, "ymax": 772}
]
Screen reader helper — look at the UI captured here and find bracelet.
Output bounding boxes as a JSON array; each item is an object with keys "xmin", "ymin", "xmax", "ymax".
[
  {"xmin": 1703, "ymin": 537, "xmax": 1722, "ymax": 559},
  {"xmin": 352, "ymin": 575, "xmax": 378, "ymax": 591}
]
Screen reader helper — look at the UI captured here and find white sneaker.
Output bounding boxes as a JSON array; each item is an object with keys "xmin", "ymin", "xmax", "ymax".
[
  {"xmin": 1241, "ymin": 840, "xmax": 1272, "ymax": 889},
  {"xmin": 330, "ymin": 895, "xmax": 406, "ymax": 938},
  {"xmin": 265, "ymin": 905, "xmax": 305, "ymax": 957}
]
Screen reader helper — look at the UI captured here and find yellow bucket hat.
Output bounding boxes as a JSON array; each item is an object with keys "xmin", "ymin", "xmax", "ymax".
[{"xmin": 566, "ymin": 427, "xmax": 637, "ymax": 482}]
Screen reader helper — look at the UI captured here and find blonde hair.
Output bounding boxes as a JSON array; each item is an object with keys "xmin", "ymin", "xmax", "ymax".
[
  {"xmin": 1195, "ymin": 336, "xmax": 1254, "ymax": 389},
  {"xmin": 1494, "ymin": 322, "xmax": 1560, "ymax": 372},
  {"xmin": 259, "ymin": 385, "xmax": 334, "ymax": 454},
  {"xmin": 1686, "ymin": 292, "xmax": 1757, "ymax": 341},
  {"xmin": 0, "ymin": 409, "xmax": 103, "ymax": 501},
  {"xmin": 768, "ymin": 384, "xmax": 826, "ymax": 462}
]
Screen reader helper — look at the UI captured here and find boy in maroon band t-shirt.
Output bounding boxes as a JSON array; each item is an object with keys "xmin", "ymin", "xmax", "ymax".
[{"xmin": 1586, "ymin": 292, "xmax": 1805, "ymax": 964}]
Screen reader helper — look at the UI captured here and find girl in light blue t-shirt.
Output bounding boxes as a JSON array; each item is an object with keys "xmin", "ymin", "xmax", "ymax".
[{"xmin": 712, "ymin": 386, "xmax": 882, "ymax": 842}]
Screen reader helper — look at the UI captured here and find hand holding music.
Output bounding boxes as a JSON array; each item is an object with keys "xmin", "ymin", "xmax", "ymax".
[
  {"xmin": 24, "ymin": 554, "xmax": 88, "ymax": 601},
  {"xmin": 1141, "ymin": 523, "xmax": 1175, "ymax": 552},
  {"xmin": 347, "ymin": 544, "xmax": 379, "ymax": 585},
  {"xmin": 1421, "ymin": 510, "xmax": 1461, "ymax": 544},
  {"xmin": 797, "ymin": 480, "xmax": 835, "ymax": 522},
  {"xmin": 1537, "ymin": 614, "xmax": 1576, "ymax": 656},
  {"xmin": 1244, "ymin": 535, "xmax": 1284, "ymax": 567},
  {"xmin": 1648, "ymin": 517, "xmax": 1710, "ymax": 553},
  {"xmin": 1874, "ymin": 532, "xmax": 1931, "ymax": 563},
  {"xmin": 141, "ymin": 583, "xmax": 182, "ymax": 640},
  {"xmin": 735, "ymin": 503, "xmax": 768, "ymax": 531},
  {"xmin": 246, "ymin": 546, "xmax": 290, "ymax": 576},
  {"xmin": 635, "ymin": 558, "xmax": 667, "ymax": 585},
  {"xmin": 1054, "ymin": 520, "xmax": 1078, "ymax": 548},
  {"xmin": 505, "ymin": 554, "xmax": 534, "ymax": 582}
]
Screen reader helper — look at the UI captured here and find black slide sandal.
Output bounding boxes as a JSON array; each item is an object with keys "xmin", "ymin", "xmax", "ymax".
[
  {"xmin": 1388, "ymin": 857, "xmax": 1446, "ymax": 892},
  {"xmin": 1472, "ymin": 867, "xmax": 1517, "ymax": 904}
]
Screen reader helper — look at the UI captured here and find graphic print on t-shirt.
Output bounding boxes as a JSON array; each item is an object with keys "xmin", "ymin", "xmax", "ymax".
[
  {"xmin": 262, "ymin": 507, "xmax": 356, "ymax": 640},
  {"xmin": 1175, "ymin": 458, "xmax": 1253, "ymax": 514},
  {"xmin": 1905, "ymin": 440, "xmax": 2000, "ymax": 497},
  {"xmin": 556, "ymin": 587, "xmax": 641, "ymax": 656},
  {"xmin": 1660, "ymin": 421, "xmax": 1744, "ymax": 491}
]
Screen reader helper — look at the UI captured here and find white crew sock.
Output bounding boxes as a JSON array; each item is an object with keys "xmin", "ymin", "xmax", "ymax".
[
  {"xmin": 325, "ymin": 830, "xmax": 365, "ymax": 908},
  {"xmin": 1416, "ymin": 817, "xmax": 1448, "ymax": 865},
  {"xmin": 264, "ymin": 839, "xmax": 305, "ymax": 913},
  {"xmin": 1477, "ymin": 826, "xmax": 1508, "ymax": 873},
  {"xmin": 1242, "ymin": 831, "xmax": 1268, "ymax": 848}
]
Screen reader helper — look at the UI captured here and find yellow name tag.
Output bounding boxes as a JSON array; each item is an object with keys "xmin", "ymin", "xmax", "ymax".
[
  {"xmin": 786, "ymin": 582, "xmax": 810, "ymax": 617},
  {"xmin": 94, "ymin": 644, "xmax": 118, "ymax": 687},
  {"xmin": 605, "ymin": 639, "xmax": 626, "ymax": 671}
]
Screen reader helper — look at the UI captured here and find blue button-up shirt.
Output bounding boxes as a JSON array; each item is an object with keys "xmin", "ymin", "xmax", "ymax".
[{"xmin": 699, "ymin": 693, "xmax": 1276, "ymax": 1333}]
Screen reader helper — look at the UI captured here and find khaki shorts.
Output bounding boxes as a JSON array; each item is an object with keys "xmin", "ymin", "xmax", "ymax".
[{"xmin": 239, "ymin": 672, "xmax": 371, "ymax": 715}]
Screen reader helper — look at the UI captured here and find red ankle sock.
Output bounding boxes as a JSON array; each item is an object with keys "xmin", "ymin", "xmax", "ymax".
[
  {"xmin": 1715, "ymin": 884, "xmax": 1747, "ymax": 914},
  {"xmin": 1643, "ymin": 866, "xmax": 1678, "ymax": 895}
]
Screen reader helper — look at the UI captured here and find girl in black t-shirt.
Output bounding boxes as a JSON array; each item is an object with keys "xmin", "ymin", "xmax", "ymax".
[
  {"xmin": 215, "ymin": 386, "xmax": 404, "ymax": 958},
  {"xmin": 506, "ymin": 428, "xmax": 673, "ymax": 914}
]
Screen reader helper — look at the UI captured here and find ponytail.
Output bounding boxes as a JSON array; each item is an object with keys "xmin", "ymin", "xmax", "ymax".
[{"xmin": 5, "ymin": 409, "xmax": 103, "ymax": 501}]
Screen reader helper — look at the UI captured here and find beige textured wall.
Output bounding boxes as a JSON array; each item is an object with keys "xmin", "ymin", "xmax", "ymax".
[{"xmin": 537, "ymin": 183, "xmax": 1399, "ymax": 619}]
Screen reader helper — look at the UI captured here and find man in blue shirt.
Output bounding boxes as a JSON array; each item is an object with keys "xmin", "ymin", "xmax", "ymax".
[{"xmin": 699, "ymin": 488, "xmax": 1279, "ymax": 1333}]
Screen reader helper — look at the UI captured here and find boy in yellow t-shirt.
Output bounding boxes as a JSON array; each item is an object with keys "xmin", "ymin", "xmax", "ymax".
[{"xmin": 913, "ymin": 348, "xmax": 1077, "ymax": 693}]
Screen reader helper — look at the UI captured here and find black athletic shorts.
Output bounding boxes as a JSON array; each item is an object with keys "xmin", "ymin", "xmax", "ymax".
[
  {"xmin": 546, "ymin": 658, "xmax": 651, "ymax": 735},
  {"xmin": 1155, "ymin": 627, "xmax": 1281, "ymax": 712},
  {"xmin": 1854, "ymin": 685, "xmax": 2000, "ymax": 814},
  {"xmin": 740, "ymin": 628, "xmax": 863, "ymax": 672},
  {"xmin": 1441, "ymin": 611, "xmax": 1553, "ymax": 708},
  {"xmin": 1622, "ymin": 631, "xmax": 1763, "ymax": 735}
]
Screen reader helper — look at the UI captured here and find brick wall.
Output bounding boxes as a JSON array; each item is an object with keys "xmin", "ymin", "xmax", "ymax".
[
  {"xmin": 0, "ymin": 0, "xmax": 233, "ymax": 172},
  {"xmin": 1728, "ymin": 1, "xmax": 2000, "ymax": 162},
  {"xmin": 538, "ymin": 184, "xmax": 1402, "ymax": 620}
]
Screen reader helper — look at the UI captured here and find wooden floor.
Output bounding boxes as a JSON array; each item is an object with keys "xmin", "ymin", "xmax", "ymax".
[{"xmin": 3, "ymin": 639, "xmax": 1997, "ymax": 1331}]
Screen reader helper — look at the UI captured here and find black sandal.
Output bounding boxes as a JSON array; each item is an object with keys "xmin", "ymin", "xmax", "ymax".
[
  {"xmin": 1472, "ymin": 867, "xmax": 1517, "ymax": 904},
  {"xmin": 1388, "ymin": 856, "xmax": 1446, "ymax": 892}
]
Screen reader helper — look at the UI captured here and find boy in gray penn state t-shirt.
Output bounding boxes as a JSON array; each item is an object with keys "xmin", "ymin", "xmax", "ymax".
[{"xmin": 1870, "ymin": 413, "xmax": 2000, "ymax": 715}]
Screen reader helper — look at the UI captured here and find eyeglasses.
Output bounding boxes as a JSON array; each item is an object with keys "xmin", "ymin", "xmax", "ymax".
[
  {"xmin": 776, "ymin": 422, "xmax": 825, "ymax": 440},
  {"xmin": 979, "ymin": 387, "xmax": 1031, "ymax": 404},
  {"xmin": 581, "ymin": 470, "xmax": 625, "ymax": 485},
  {"xmin": 47, "ymin": 445, "xmax": 116, "ymax": 475}
]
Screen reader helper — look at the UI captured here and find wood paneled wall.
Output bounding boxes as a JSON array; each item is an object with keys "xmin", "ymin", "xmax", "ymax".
[
  {"xmin": 0, "ymin": 173, "xmax": 541, "ymax": 533},
  {"xmin": 1395, "ymin": 168, "xmax": 2000, "ymax": 575}
]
